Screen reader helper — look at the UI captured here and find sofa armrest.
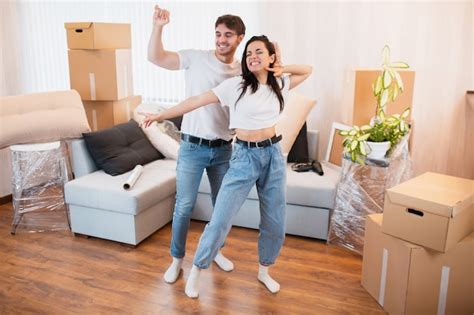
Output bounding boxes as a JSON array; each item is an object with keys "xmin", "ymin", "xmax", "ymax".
[
  {"xmin": 307, "ymin": 129, "xmax": 319, "ymax": 161},
  {"xmin": 70, "ymin": 139, "xmax": 97, "ymax": 178}
]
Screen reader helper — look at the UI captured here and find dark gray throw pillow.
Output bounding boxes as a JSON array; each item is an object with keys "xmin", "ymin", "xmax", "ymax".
[
  {"xmin": 287, "ymin": 122, "xmax": 309, "ymax": 163},
  {"xmin": 82, "ymin": 120, "xmax": 164, "ymax": 176}
]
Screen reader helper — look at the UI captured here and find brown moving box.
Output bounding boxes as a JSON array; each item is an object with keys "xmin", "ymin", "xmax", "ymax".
[
  {"xmin": 68, "ymin": 49, "xmax": 133, "ymax": 101},
  {"xmin": 65, "ymin": 22, "xmax": 131, "ymax": 50},
  {"xmin": 382, "ymin": 172, "xmax": 473, "ymax": 252},
  {"xmin": 362, "ymin": 214, "xmax": 473, "ymax": 315},
  {"xmin": 82, "ymin": 95, "xmax": 142, "ymax": 131}
]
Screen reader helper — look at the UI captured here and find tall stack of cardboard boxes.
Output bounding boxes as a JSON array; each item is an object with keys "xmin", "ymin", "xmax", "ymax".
[
  {"xmin": 361, "ymin": 172, "xmax": 473, "ymax": 314},
  {"xmin": 65, "ymin": 22, "xmax": 142, "ymax": 131}
]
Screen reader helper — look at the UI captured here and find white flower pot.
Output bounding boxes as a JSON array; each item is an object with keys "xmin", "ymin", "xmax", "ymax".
[{"xmin": 367, "ymin": 141, "xmax": 390, "ymax": 159}]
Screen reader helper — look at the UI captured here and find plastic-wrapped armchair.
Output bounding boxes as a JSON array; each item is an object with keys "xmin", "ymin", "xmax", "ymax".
[
  {"xmin": 327, "ymin": 135, "xmax": 413, "ymax": 255},
  {"xmin": 0, "ymin": 90, "xmax": 90, "ymax": 199},
  {"xmin": 1, "ymin": 90, "xmax": 90, "ymax": 233},
  {"xmin": 10, "ymin": 141, "xmax": 71, "ymax": 234}
]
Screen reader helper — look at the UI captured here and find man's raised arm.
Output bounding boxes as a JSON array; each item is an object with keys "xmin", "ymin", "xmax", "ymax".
[{"xmin": 147, "ymin": 5, "xmax": 180, "ymax": 70}]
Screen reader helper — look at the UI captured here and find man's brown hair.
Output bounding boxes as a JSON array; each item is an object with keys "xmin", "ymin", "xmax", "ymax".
[{"xmin": 215, "ymin": 15, "xmax": 246, "ymax": 36}]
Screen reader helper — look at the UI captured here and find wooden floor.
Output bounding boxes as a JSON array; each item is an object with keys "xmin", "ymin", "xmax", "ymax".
[{"xmin": 0, "ymin": 203, "xmax": 384, "ymax": 314}]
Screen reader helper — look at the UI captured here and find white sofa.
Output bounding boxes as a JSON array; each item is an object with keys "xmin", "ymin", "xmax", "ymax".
[
  {"xmin": 192, "ymin": 130, "xmax": 341, "ymax": 240},
  {"xmin": 64, "ymin": 130, "xmax": 340, "ymax": 245},
  {"xmin": 64, "ymin": 139, "xmax": 176, "ymax": 245}
]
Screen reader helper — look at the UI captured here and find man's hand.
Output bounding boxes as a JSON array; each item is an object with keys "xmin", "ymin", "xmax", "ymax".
[
  {"xmin": 153, "ymin": 5, "xmax": 170, "ymax": 28},
  {"xmin": 138, "ymin": 112, "xmax": 163, "ymax": 128}
]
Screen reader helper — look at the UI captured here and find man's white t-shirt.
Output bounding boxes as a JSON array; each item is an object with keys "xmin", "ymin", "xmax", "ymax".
[
  {"xmin": 178, "ymin": 49, "xmax": 241, "ymax": 141},
  {"xmin": 212, "ymin": 76, "xmax": 290, "ymax": 130}
]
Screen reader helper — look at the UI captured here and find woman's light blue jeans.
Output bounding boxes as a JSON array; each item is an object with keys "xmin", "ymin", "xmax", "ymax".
[
  {"xmin": 170, "ymin": 140, "xmax": 232, "ymax": 258},
  {"xmin": 193, "ymin": 142, "xmax": 287, "ymax": 268}
]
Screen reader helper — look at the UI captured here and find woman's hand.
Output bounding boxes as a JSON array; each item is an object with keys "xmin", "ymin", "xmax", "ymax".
[
  {"xmin": 266, "ymin": 65, "xmax": 284, "ymax": 77},
  {"xmin": 138, "ymin": 112, "xmax": 163, "ymax": 128}
]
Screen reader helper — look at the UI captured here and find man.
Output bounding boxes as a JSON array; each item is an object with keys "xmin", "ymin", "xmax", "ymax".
[{"xmin": 147, "ymin": 5, "xmax": 245, "ymax": 284}]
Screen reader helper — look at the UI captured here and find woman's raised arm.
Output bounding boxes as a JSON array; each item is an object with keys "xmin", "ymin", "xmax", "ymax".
[{"xmin": 140, "ymin": 90, "xmax": 219, "ymax": 127}]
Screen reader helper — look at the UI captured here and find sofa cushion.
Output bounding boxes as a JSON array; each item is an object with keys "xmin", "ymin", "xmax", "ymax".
[
  {"xmin": 83, "ymin": 120, "xmax": 164, "ymax": 175},
  {"xmin": 287, "ymin": 123, "xmax": 309, "ymax": 163},
  {"xmin": 275, "ymin": 91, "xmax": 316, "ymax": 154},
  {"xmin": 0, "ymin": 90, "xmax": 90, "ymax": 149},
  {"xmin": 198, "ymin": 161, "xmax": 340, "ymax": 209},
  {"xmin": 65, "ymin": 159, "xmax": 177, "ymax": 215}
]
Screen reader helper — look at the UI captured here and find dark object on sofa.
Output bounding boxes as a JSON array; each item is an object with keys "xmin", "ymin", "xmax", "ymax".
[
  {"xmin": 168, "ymin": 116, "xmax": 183, "ymax": 130},
  {"xmin": 287, "ymin": 123, "xmax": 309, "ymax": 163},
  {"xmin": 82, "ymin": 120, "xmax": 164, "ymax": 176},
  {"xmin": 291, "ymin": 160, "xmax": 324, "ymax": 176}
]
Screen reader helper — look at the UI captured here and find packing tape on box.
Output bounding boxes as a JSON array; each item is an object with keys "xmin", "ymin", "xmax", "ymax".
[
  {"xmin": 92, "ymin": 109, "xmax": 98, "ymax": 131},
  {"xmin": 378, "ymin": 248, "xmax": 389, "ymax": 306},
  {"xmin": 89, "ymin": 73, "xmax": 96, "ymax": 100},
  {"xmin": 126, "ymin": 101, "xmax": 131, "ymax": 121},
  {"xmin": 123, "ymin": 165, "xmax": 143, "ymax": 190},
  {"xmin": 124, "ymin": 65, "xmax": 128, "ymax": 96},
  {"xmin": 378, "ymin": 249, "xmax": 451, "ymax": 315},
  {"xmin": 437, "ymin": 266, "xmax": 450, "ymax": 315}
]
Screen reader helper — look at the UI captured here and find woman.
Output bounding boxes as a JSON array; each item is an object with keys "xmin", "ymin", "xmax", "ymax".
[{"xmin": 142, "ymin": 35, "xmax": 312, "ymax": 298}]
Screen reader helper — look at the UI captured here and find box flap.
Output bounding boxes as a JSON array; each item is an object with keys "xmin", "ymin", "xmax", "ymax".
[
  {"xmin": 387, "ymin": 172, "xmax": 474, "ymax": 218},
  {"xmin": 65, "ymin": 22, "xmax": 92, "ymax": 30}
]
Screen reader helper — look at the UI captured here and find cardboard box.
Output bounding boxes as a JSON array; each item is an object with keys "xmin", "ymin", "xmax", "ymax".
[
  {"xmin": 348, "ymin": 69, "xmax": 415, "ymax": 126},
  {"xmin": 382, "ymin": 172, "xmax": 473, "ymax": 252},
  {"xmin": 362, "ymin": 214, "xmax": 473, "ymax": 315},
  {"xmin": 65, "ymin": 22, "xmax": 131, "ymax": 50},
  {"xmin": 68, "ymin": 49, "xmax": 133, "ymax": 101},
  {"xmin": 82, "ymin": 95, "xmax": 142, "ymax": 131}
]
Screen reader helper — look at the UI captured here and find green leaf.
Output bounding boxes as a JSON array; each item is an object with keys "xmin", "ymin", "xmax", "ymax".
[
  {"xmin": 374, "ymin": 76, "xmax": 383, "ymax": 96},
  {"xmin": 340, "ymin": 130, "xmax": 348, "ymax": 136},
  {"xmin": 383, "ymin": 70, "xmax": 392, "ymax": 88},
  {"xmin": 380, "ymin": 89, "xmax": 389, "ymax": 108},
  {"xmin": 392, "ymin": 85, "xmax": 399, "ymax": 101},
  {"xmin": 388, "ymin": 68, "xmax": 395, "ymax": 78},
  {"xmin": 361, "ymin": 125, "xmax": 372, "ymax": 131},
  {"xmin": 389, "ymin": 62, "xmax": 409, "ymax": 69},
  {"xmin": 351, "ymin": 140, "xmax": 359, "ymax": 151},
  {"xmin": 382, "ymin": 45, "xmax": 390, "ymax": 65},
  {"xmin": 378, "ymin": 109, "xmax": 386, "ymax": 121},
  {"xmin": 358, "ymin": 133, "xmax": 370, "ymax": 141},
  {"xmin": 394, "ymin": 71, "xmax": 404, "ymax": 92},
  {"xmin": 359, "ymin": 141, "xmax": 367, "ymax": 155},
  {"xmin": 401, "ymin": 108, "xmax": 410, "ymax": 119},
  {"xmin": 356, "ymin": 155, "xmax": 365, "ymax": 165},
  {"xmin": 351, "ymin": 151, "xmax": 356, "ymax": 162},
  {"xmin": 349, "ymin": 129, "xmax": 357, "ymax": 136}
]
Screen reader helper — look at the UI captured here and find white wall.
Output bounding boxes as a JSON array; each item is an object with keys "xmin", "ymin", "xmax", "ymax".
[
  {"xmin": 258, "ymin": 1, "xmax": 473, "ymax": 179},
  {"xmin": 1, "ymin": 1, "xmax": 472, "ymax": 179}
]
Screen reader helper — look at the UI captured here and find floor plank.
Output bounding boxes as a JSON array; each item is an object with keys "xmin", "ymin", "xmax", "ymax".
[{"xmin": 0, "ymin": 203, "xmax": 384, "ymax": 314}]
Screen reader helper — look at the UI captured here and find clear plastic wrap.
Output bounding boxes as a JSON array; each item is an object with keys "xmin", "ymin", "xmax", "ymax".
[
  {"xmin": 10, "ymin": 141, "xmax": 71, "ymax": 234},
  {"xmin": 327, "ymin": 135, "xmax": 413, "ymax": 255}
]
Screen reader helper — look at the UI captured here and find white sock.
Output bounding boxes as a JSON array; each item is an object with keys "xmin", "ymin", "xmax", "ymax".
[
  {"xmin": 163, "ymin": 257, "xmax": 183, "ymax": 284},
  {"xmin": 213, "ymin": 250, "xmax": 234, "ymax": 271},
  {"xmin": 185, "ymin": 265, "xmax": 201, "ymax": 298},
  {"xmin": 257, "ymin": 264, "xmax": 280, "ymax": 293}
]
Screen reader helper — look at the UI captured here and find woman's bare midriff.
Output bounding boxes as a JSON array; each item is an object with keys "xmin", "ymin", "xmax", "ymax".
[{"xmin": 235, "ymin": 127, "xmax": 276, "ymax": 142}]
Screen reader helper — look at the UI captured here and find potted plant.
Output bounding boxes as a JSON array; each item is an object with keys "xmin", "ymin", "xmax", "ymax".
[{"xmin": 341, "ymin": 45, "xmax": 411, "ymax": 164}]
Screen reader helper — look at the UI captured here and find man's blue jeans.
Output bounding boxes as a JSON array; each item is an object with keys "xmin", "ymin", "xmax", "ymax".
[
  {"xmin": 193, "ymin": 142, "xmax": 287, "ymax": 268},
  {"xmin": 170, "ymin": 139, "xmax": 232, "ymax": 258}
]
